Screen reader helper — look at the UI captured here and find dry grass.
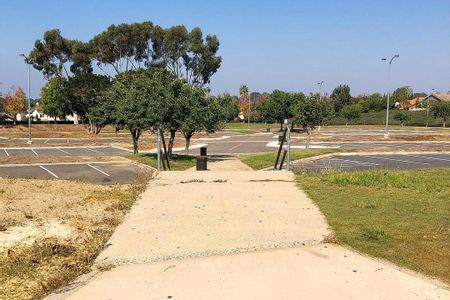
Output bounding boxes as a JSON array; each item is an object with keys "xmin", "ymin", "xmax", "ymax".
[{"xmin": 0, "ymin": 174, "xmax": 151, "ymax": 299}]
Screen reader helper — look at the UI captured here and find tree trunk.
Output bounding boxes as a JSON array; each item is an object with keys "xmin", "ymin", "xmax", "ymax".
[
  {"xmin": 306, "ymin": 127, "xmax": 312, "ymax": 149},
  {"xmin": 345, "ymin": 121, "xmax": 348, "ymax": 126},
  {"xmin": 401, "ymin": 122, "xmax": 404, "ymax": 127},
  {"xmin": 444, "ymin": 120, "xmax": 446, "ymax": 128},
  {"xmin": 130, "ymin": 128, "xmax": 141, "ymax": 155},
  {"xmin": 280, "ymin": 121, "xmax": 283, "ymax": 131},
  {"xmin": 184, "ymin": 131, "xmax": 193, "ymax": 155},
  {"xmin": 168, "ymin": 130, "xmax": 176, "ymax": 159}
]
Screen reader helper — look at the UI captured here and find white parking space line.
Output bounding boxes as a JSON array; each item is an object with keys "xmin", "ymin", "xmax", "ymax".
[
  {"xmin": 44, "ymin": 139, "xmax": 49, "ymax": 143},
  {"xmin": 328, "ymin": 158, "xmax": 379, "ymax": 165},
  {"xmin": 57, "ymin": 148, "xmax": 72, "ymax": 155},
  {"xmin": 87, "ymin": 164, "xmax": 110, "ymax": 176},
  {"xmin": 229, "ymin": 143, "xmax": 242, "ymax": 151},
  {"xmin": 31, "ymin": 149, "xmax": 39, "ymax": 157},
  {"xmin": 4, "ymin": 149, "xmax": 9, "ymax": 156},
  {"xmin": 301, "ymin": 165, "xmax": 376, "ymax": 169},
  {"xmin": 404, "ymin": 154, "xmax": 450, "ymax": 163},
  {"xmin": 39, "ymin": 165, "xmax": 59, "ymax": 178},
  {"xmin": 85, "ymin": 147, "xmax": 105, "ymax": 154},
  {"xmin": 362, "ymin": 155, "xmax": 429, "ymax": 165}
]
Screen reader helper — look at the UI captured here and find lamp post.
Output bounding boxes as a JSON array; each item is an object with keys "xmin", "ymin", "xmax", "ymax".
[
  {"xmin": 19, "ymin": 54, "xmax": 32, "ymax": 144},
  {"xmin": 381, "ymin": 55, "xmax": 399, "ymax": 138},
  {"xmin": 317, "ymin": 81, "xmax": 324, "ymax": 99},
  {"xmin": 247, "ymin": 89, "xmax": 251, "ymax": 129}
]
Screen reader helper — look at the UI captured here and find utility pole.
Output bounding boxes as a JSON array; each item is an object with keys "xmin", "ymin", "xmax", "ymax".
[
  {"xmin": 20, "ymin": 54, "xmax": 32, "ymax": 144},
  {"xmin": 381, "ymin": 55, "xmax": 399, "ymax": 138}
]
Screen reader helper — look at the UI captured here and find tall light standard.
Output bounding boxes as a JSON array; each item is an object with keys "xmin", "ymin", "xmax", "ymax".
[
  {"xmin": 19, "ymin": 53, "xmax": 32, "ymax": 144},
  {"xmin": 247, "ymin": 89, "xmax": 251, "ymax": 129},
  {"xmin": 317, "ymin": 81, "xmax": 324, "ymax": 99},
  {"xmin": 381, "ymin": 54, "xmax": 399, "ymax": 138}
]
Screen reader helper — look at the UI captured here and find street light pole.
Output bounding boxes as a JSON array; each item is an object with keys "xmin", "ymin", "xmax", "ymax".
[
  {"xmin": 381, "ymin": 55, "xmax": 399, "ymax": 138},
  {"xmin": 248, "ymin": 89, "xmax": 251, "ymax": 129},
  {"xmin": 317, "ymin": 81, "xmax": 324, "ymax": 99},
  {"xmin": 20, "ymin": 54, "xmax": 32, "ymax": 144}
]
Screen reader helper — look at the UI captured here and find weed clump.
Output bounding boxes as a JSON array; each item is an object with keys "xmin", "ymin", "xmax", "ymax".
[{"xmin": 362, "ymin": 226, "xmax": 386, "ymax": 241}]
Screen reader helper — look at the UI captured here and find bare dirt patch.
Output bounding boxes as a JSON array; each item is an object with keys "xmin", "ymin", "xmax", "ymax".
[{"xmin": 0, "ymin": 175, "xmax": 150, "ymax": 299}]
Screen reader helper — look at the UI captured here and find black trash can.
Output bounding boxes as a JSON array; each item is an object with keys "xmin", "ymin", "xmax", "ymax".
[
  {"xmin": 196, "ymin": 156, "xmax": 207, "ymax": 171},
  {"xmin": 278, "ymin": 135, "xmax": 286, "ymax": 143},
  {"xmin": 200, "ymin": 147, "xmax": 207, "ymax": 156}
]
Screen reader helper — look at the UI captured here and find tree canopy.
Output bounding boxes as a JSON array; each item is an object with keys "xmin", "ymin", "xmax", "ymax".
[
  {"xmin": 342, "ymin": 104, "xmax": 362, "ymax": 125},
  {"xmin": 331, "ymin": 84, "xmax": 352, "ymax": 113},
  {"xmin": 392, "ymin": 86, "xmax": 413, "ymax": 106},
  {"xmin": 40, "ymin": 76, "xmax": 68, "ymax": 121},
  {"xmin": 431, "ymin": 101, "xmax": 450, "ymax": 128},
  {"xmin": 393, "ymin": 110, "xmax": 411, "ymax": 127},
  {"xmin": 111, "ymin": 67, "xmax": 174, "ymax": 153},
  {"xmin": 293, "ymin": 94, "xmax": 332, "ymax": 148},
  {"xmin": 63, "ymin": 73, "xmax": 112, "ymax": 134},
  {"xmin": 29, "ymin": 22, "xmax": 221, "ymax": 87},
  {"xmin": 4, "ymin": 87, "xmax": 26, "ymax": 124},
  {"xmin": 257, "ymin": 90, "xmax": 303, "ymax": 129}
]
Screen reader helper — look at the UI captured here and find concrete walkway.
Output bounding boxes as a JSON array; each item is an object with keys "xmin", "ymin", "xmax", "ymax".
[{"xmin": 56, "ymin": 169, "xmax": 448, "ymax": 299}]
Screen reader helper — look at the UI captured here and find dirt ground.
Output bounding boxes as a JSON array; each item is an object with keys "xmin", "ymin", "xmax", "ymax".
[{"xmin": 0, "ymin": 175, "xmax": 151, "ymax": 299}]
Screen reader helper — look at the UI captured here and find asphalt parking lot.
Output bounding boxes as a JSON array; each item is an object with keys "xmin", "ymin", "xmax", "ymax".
[
  {"xmin": 0, "ymin": 161, "xmax": 149, "ymax": 185},
  {"xmin": 294, "ymin": 153, "xmax": 450, "ymax": 172},
  {"xmin": 0, "ymin": 146, "xmax": 131, "ymax": 157}
]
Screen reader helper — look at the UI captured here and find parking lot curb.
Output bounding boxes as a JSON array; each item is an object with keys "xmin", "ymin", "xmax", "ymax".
[{"xmin": 291, "ymin": 150, "xmax": 450, "ymax": 165}]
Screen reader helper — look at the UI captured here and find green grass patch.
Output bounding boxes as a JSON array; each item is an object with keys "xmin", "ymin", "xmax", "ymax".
[
  {"xmin": 328, "ymin": 109, "xmax": 447, "ymax": 127},
  {"xmin": 296, "ymin": 168, "xmax": 450, "ymax": 283},
  {"xmin": 129, "ymin": 153, "xmax": 196, "ymax": 171},
  {"xmin": 239, "ymin": 149, "xmax": 340, "ymax": 170}
]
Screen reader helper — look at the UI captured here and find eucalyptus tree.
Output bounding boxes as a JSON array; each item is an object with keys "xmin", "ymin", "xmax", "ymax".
[
  {"xmin": 153, "ymin": 25, "xmax": 222, "ymax": 86},
  {"xmin": 90, "ymin": 22, "xmax": 154, "ymax": 75},
  {"xmin": 28, "ymin": 29, "xmax": 73, "ymax": 78}
]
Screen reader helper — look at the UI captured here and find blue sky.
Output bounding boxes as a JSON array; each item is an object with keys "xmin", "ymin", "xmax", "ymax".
[{"xmin": 1, "ymin": 0, "xmax": 449, "ymax": 98}]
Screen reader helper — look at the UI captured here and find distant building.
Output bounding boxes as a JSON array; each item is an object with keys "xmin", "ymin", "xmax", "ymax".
[
  {"xmin": 399, "ymin": 96, "xmax": 426, "ymax": 110},
  {"xmin": 12, "ymin": 102, "xmax": 79, "ymax": 124},
  {"xmin": 400, "ymin": 92, "xmax": 450, "ymax": 110},
  {"xmin": 424, "ymin": 92, "xmax": 450, "ymax": 104}
]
